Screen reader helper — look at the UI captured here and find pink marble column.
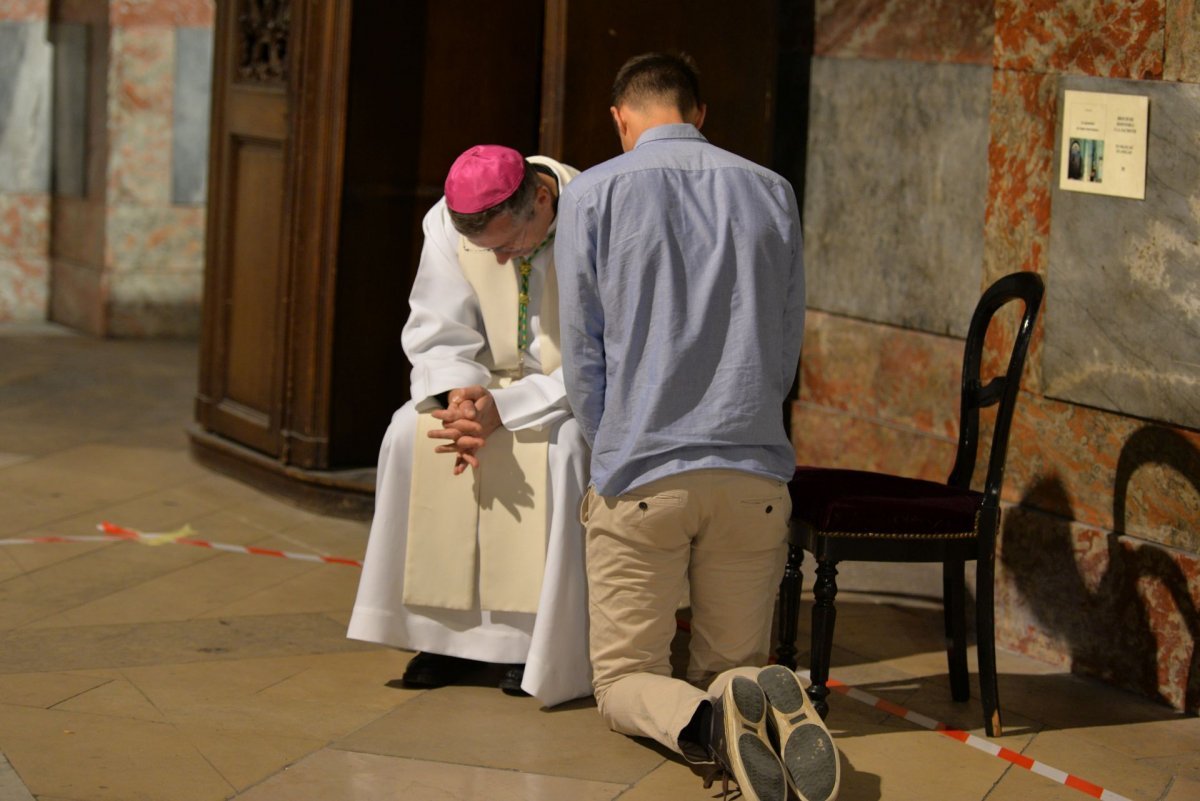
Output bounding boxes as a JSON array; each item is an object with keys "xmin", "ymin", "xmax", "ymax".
[
  {"xmin": 0, "ymin": 0, "xmax": 51, "ymax": 323},
  {"xmin": 48, "ymin": 0, "xmax": 213, "ymax": 336}
]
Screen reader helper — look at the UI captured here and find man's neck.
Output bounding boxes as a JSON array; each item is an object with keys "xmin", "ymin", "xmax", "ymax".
[
  {"xmin": 615, "ymin": 101, "xmax": 703, "ymax": 152},
  {"xmin": 643, "ymin": 107, "xmax": 690, "ymax": 128},
  {"xmin": 633, "ymin": 107, "xmax": 688, "ymax": 140}
]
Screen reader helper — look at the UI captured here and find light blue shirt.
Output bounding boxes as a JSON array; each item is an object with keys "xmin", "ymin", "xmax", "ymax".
[{"xmin": 555, "ymin": 124, "xmax": 805, "ymax": 496}]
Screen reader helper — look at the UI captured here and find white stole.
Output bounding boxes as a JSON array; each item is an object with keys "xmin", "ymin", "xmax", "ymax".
[{"xmin": 402, "ymin": 237, "xmax": 562, "ymax": 614}]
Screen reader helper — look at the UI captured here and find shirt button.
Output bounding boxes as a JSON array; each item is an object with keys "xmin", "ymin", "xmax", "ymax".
[
  {"xmin": 638, "ymin": 501, "xmax": 648, "ymax": 510},
  {"xmin": 766, "ymin": 505, "xmax": 773, "ymax": 514}
]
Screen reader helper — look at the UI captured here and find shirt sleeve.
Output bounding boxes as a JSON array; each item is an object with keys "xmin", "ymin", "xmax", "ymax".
[
  {"xmin": 403, "ymin": 201, "xmax": 493, "ymax": 411},
  {"xmin": 780, "ymin": 183, "xmax": 806, "ymax": 393},
  {"xmin": 554, "ymin": 185, "xmax": 606, "ymax": 447}
]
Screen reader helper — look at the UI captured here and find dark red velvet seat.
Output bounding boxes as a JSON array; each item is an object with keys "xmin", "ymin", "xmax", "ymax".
[
  {"xmin": 775, "ymin": 272, "xmax": 1043, "ymax": 738},
  {"xmin": 789, "ymin": 468, "xmax": 984, "ymax": 545}
]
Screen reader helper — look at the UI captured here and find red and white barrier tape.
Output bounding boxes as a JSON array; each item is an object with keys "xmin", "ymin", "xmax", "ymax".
[
  {"xmin": 0, "ymin": 534, "xmax": 111, "ymax": 546},
  {"xmin": 803, "ymin": 673, "xmax": 1135, "ymax": 801},
  {"xmin": 0, "ymin": 524, "xmax": 363, "ymax": 567},
  {"xmin": 95, "ymin": 521, "xmax": 363, "ymax": 567}
]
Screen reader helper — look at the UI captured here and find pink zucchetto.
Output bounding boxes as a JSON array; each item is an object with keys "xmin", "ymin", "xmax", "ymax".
[{"xmin": 444, "ymin": 145, "xmax": 526, "ymax": 214}]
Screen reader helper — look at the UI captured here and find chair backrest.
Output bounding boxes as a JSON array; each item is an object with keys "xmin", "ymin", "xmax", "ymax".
[{"xmin": 945, "ymin": 272, "xmax": 1045, "ymax": 510}]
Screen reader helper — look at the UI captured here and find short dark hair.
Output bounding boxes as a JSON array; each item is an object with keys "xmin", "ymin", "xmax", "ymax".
[
  {"xmin": 448, "ymin": 160, "xmax": 540, "ymax": 237},
  {"xmin": 611, "ymin": 52, "xmax": 702, "ymax": 115}
]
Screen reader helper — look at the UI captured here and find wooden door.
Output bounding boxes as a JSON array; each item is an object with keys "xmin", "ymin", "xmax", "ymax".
[
  {"xmin": 327, "ymin": 0, "xmax": 545, "ymax": 467},
  {"xmin": 543, "ymin": 0, "xmax": 781, "ymax": 171},
  {"xmin": 195, "ymin": 0, "xmax": 292, "ymax": 457},
  {"xmin": 195, "ymin": 0, "xmax": 547, "ymax": 476}
]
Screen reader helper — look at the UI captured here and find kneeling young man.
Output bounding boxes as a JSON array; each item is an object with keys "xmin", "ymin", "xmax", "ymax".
[{"xmin": 556, "ymin": 53, "xmax": 840, "ymax": 800}]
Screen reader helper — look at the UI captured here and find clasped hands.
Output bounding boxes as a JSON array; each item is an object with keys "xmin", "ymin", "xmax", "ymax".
[{"xmin": 427, "ymin": 385, "xmax": 502, "ymax": 475}]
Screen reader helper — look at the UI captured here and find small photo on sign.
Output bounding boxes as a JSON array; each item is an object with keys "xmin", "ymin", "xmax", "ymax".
[{"xmin": 1066, "ymin": 137, "xmax": 1103, "ymax": 184}]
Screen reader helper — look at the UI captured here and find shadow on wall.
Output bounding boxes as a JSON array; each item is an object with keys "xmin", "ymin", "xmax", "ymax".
[{"xmin": 1001, "ymin": 426, "xmax": 1200, "ymax": 714}]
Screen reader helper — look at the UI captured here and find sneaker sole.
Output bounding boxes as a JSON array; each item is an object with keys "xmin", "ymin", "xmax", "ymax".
[
  {"xmin": 757, "ymin": 666, "xmax": 840, "ymax": 801},
  {"xmin": 725, "ymin": 677, "xmax": 788, "ymax": 801}
]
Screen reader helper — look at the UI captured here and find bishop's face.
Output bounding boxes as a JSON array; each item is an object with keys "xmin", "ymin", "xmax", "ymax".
[{"xmin": 465, "ymin": 184, "xmax": 554, "ymax": 265}]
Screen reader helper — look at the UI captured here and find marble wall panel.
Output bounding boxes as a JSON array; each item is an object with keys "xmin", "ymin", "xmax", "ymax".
[
  {"xmin": 107, "ymin": 25, "xmax": 173, "ymax": 206},
  {"xmin": 1121, "ymin": 459, "xmax": 1200, "ymax": 551},
  {"xmin": 1116, "ymin": 425, "xmax": 1200, "ymax": 552},
  {"xmin": 0, "ymin": 254, "xmax": 48, "ymax": 320},
  {"xmin": 994, "ymin": 0, "xmax": 1166, "ymax": 79},
  {"xmin": 0, "ymin": 193, "xmax": 49, "ymax": 256},
  {"xmin": 791, "ymin": 402, "xmax": 957, "ymax": 481},
  {"xmin": 172, "ymin": 27, "xmax": 213, "ymax": 205},
  {"xmin": 0, "ymin": 1, "xmax": 45, "ymax": 22},
  {"xmin": 0, "ymin": 21, "xmax": 51, "ymax": 192},
  {"xmin": 1164, "ymin": 0, "xmax": 1200, "ymax": 82},
  {"xmin": 983, "ymin": 71, "xmax": 1056, "ymax": 286},
  {"xmin": 803, "ymin": 57, "xmax": 991, "ymax": 337},
  {"xmin": 997, "ymin": 502, "xmax": 1200, "ymax": 712},
  {"xmin": 110, "ymin": 0, "xmax": 213, "ymax": 28},
  {"xmin": 1044, "ymin": 78, "xmax": 1200, "ymax": 431},
  {"xmin": 106, "ymin": 204, "xmax": 204, "ymax": 274},
  {"xmin": 981, "ymin": 70, "xmax": 1058, "ymax": 394},
  {"xmin": 1006, "ymin": 393, "xmax": 1200, "ymax": 551},
  {"xmin": 800, "ymin": 310, "xmax": 962, "ymax": 438},
  {"xmin": 815, "ymin": 0, "xmax": 994, "ymax": 65}
]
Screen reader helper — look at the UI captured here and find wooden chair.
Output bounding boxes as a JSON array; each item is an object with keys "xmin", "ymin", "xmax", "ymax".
[{"xmin": 776, "ymin": 271, "xmax": 1044, "ymax": 737}]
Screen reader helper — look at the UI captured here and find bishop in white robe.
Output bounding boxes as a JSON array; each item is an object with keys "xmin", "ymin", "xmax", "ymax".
[{"xmin": 347, "ymin": 147, "xmax": 592, "ymax": 707}]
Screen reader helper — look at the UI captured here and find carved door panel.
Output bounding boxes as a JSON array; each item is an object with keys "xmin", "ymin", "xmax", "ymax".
[{"xmin": 196, "ymin": 0, "xmax": 292, "ymax": 456}]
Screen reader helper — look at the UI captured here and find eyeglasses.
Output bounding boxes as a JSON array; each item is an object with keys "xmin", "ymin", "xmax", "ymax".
[{"xmin": 462, "ymin": 216, "xmax": 535, "ymax": 255}]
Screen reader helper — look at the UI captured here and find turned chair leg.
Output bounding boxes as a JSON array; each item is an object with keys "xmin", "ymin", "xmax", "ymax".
[
  {"xmin": 944, "ymin": 559, "xmax": 969, "ymax": 702},
  {"xmin": 977, "ymin": 548, "xmax": 1003, "ymax": 737},
  {"xmin": 808, "ymin": 559, "xmax": 839, "ymax": 718},
  {"xmin": 776, "ymin": 539, "xmax": 803, "ymax": 670}
]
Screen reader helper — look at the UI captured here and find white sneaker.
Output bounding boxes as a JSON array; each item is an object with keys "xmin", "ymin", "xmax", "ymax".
[{"xmin": 757, "ymin": 665, "xmax": 840, "ymax": 801}]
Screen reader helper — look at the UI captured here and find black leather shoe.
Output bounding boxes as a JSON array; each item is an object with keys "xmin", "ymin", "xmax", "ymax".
[
  {"xmin": 498, "ymin": 664, "xmax": 529, "ymax": 696},
  {"xmin": 401, "ymin": 652, "xmax": 477, "ymax": 689}
]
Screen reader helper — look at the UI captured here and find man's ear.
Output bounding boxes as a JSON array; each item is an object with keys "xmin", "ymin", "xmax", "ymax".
[
  {"xmin": 610, "ymin": 105, "xmax": 627, "ymax": 137},
  {"xmin": 691, "ymin": 103, "xmax": 707, "ymax": 130}
]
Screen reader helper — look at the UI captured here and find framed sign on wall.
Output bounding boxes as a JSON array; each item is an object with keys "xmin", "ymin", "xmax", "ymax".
[{"xmin": 1059, "ymin": 89, "xmax": 1149, "ymax": 200}]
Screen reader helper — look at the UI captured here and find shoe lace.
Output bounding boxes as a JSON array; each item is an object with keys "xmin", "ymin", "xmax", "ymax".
[{"xmin": 701, "ymin": 768, "xmax": 742, "ymax": 799}]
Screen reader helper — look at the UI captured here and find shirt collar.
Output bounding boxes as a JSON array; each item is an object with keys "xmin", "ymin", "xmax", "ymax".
[{"xmin": 633, "ymin": 123, "xmax": 707, "ymax": 149}]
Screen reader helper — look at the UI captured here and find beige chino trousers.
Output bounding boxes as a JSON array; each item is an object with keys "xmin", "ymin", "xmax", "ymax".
[{"xmin": 583, "ymin": 468, "xmax": 791, "ymax": 755}]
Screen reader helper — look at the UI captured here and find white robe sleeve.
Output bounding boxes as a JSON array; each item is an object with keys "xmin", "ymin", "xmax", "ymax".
[
  {"xmin": 403, "ymin": 201, "xmax": 492, "ymax": 410},
  {"xmin": 491, "ymin": 367, "xmax": 570, "ymax": 431}
]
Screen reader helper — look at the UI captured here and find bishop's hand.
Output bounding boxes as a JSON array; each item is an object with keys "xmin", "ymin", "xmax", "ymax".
[{"xmin": 427, "ymin": 385, "xmax": 502, "ymax": 474}]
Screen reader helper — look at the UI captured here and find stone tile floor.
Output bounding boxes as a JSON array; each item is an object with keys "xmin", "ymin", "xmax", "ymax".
[{"xmin": 0, "ymin": 324, "xmax": 1197, "ymax": 801}]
